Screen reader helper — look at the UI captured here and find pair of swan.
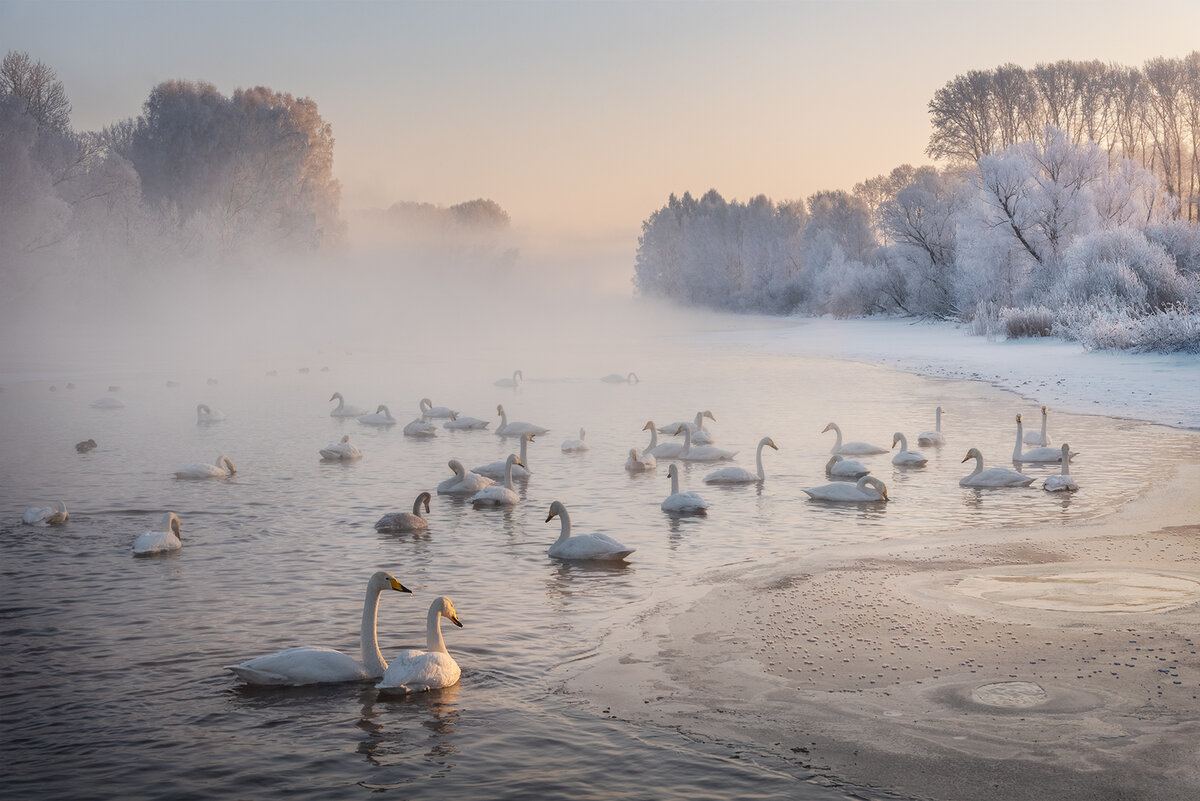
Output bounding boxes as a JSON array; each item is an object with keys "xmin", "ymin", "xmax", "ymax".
[
  {"xmin": 823, "ymin": 422, "xmax": 888, "ymax": 455},
  {"xmin": 196, "ymin": 403, "xmax": 225, "ymax": 423},
  {"xmin": 444, "ymin": 412, "xmax": 489, "ymax": 430},
  {"xmin": 1023, "ymin": 406, "xmax": 1052, "ymax": 446},
  {"xmin": 23, "ymin": 500, "xmax": 68, "ymax": 526},
  {"xmin": 472, "ymin": 455, "xmax": 524, "ymax": 507},
  {"xmin": 891, "ymin": 433, "xmax": 927, "ymax": 466},
  {"xmin": 376, "ymin": 492, "xmax": 431, "ymax": 532},
  {"xmin": 475, "ymin": 433, "xmax": 533, "ymax": 479},
  {"xmin": 642, "ymin": 421, "xmax": 683, "ymax": 459},
  {"xmin": 174, "ymin": 455, "xmax": 236, "ymax": 479},
  {"xmin": 917, "ymin": 407, "xmax": 946, "ymax": 447},
  {"xmin": 495, "ymin": 404, "xmax": 547, "ymax": 438},
  {"xmin": 960, "ymin": 448, "xmax": 1034, "ymax": 487},
  {"xmin": 601, "ymin": 372, "xmax": 639, "ymax": 384},
  {"xmin": 437, "ymin": 460, "xmax": 494, "ymax": 495},
  {"xmin": 320, "ymin": 435, "xmax": 362, "ymax": 461},
  {"xmin": 803, "ymin": 476, "xmax": 888, "ymax": 502},
  {"xmin": 132, "ymin": 512, "xmax": 182, "ymax": 554},
  {"xmin": 1044, "ymin": 445, "xmax": 1078, "ymax": 492},
  {"xmin": 403, "ymin": 415, "xmax": 438, "ymax": 438},
  {"xmin": 495, "ymin": 370, "xmax": 522, "ymax": 388},
  {"xmin": 419, "ymin": 398, "xmax": 457, "ymax": 419},
  {"xmin": 625, "ymin": 448, "xmax": 657, "ymax": 472},
  {"xmin": 661, "ymin": 464, "xmax": 707, "ymax": 515},
  {"xmin": 359, "ymin": 405, "xmax": 397, "ymax": 426},
  {"xmin": 678, "ymin": 426, "xmax": 736, "ymax": 462},
  {"xmin": 826, "ymin": 455, "xmax": 869, "ymax": 479},
  {"xmin": 546, "ymin": 501, "xmax": 635, "ymax": 560},
  {"xmin": 659, "ymin": 411, "xmax": 715, "ymax": 445},
  {"xmin": 1013, "ymin": 414, "xmax": 1075, "ymax": 463},
  {"xmin": 561, "ymin": 428, "xmax": 589, "ymax": 452},
  {"xmin": 330, "ymin": 392, "xmax": 367, "ymax": 418},
  {"xmin": 704, "ymin": 437, "xmax": 778, "ymax": 483}
]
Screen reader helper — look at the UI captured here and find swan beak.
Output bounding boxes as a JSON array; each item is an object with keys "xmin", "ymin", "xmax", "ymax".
[
  {"xmin": 882, "ymin": 490, "xmax": 889, "ymax": 501},
  {"xmin": 769, "ymin": 441, "xmax": 779, "ymax": 450},
  {"xmin": 642, "ymin": 421, "xmax": 653, "ymax": 431},
  {"xmin": 449, "ymin": 614, "xmax": 463, "ymax": 628},
  {"xmin": 387, "ymin": 578, "xmax": 413, "ymax": 594},
  {"xmin": 821, "ymin": 424, "xmax": 831, "ymax": 432},
  {"xmin": 961, "ymin": 453, "xmax": 971, "ymax": 463}
]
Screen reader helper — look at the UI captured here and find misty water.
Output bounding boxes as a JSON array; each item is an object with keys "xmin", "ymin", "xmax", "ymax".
[{"xmin": 2, "ymin": 290, "xmax": 1193, "ymax": 801}]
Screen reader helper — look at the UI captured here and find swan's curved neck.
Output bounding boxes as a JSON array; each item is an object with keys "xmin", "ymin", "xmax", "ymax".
[
  {"xmin": 504, "ymin": 458, "xmax": 516, "ymax": 489},
  {"xmin": 554, "ymin": 507, "xmax": 572, "ymax": 545},
  {"xmin": 499, "ymin": 409, "xmax": 509, "ymax": 428},
  {"xmin": 669, "ymin": 469, "xmax": 680, "ymax": 495},
  {"xmin": 1060, "ymin": 446, "xmax": 1071, "ymax": 475},
  {"xmin": 411, "ymin": 496, "xmax": 424, "ymax": 515},
  {"xmin": 646, "ymin": 426, "xmax": 659, "ymax": 453},
  {"xmin": 681, "ymin": 426, "xmax": 692, "ymax": 455},
  {"xmin": 361, "ymin": 580, "xmax": 388, "ymax": 674},
  {"xmin": 969, "ymin": 452, "xmax": 984, "ymax": 475},
  {"xmin": 829, "ymin": 424, "xmax": 843, "ymax": 452},
  {"xmin": 427, "ymin": 604, "xmax": 448, "ymax": 654},
  {"xmin": 333, "ymin": 395, "xmax": 345, "ymax": 410},
  {"xmin": 755, "ymin": 440, "xmax": 767, "ymax": 480},
  {"xmin": 693, "ymin": 412, "xmax": 705, "ymax": 431},
  {"xmin": 896, "ymin": 433, "xmax": 908, "ymax": 451},
  {"xmin": 1013, "ymin": 419, "xmax": 1024, "ymax": 460}
]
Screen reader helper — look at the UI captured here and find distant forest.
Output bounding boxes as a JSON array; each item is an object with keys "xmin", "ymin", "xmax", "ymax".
[{"xmin": 635, "ymin": 54, "xmax": 1200, "ymax": 352}]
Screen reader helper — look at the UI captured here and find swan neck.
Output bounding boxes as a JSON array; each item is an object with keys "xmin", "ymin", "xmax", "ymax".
[
  {"xmin": 755, "ymin": 441, "xmax": 766, "ymax": 480},
  {"xmin": 1013, "ymin": 419, "xmax": 1023, "ymax": 460},
  {"xmin": 555, "ymin": 507, "xmax": 572, "ymax": 545},
  {"xmin": 427, "ymin": 604, "xmax": 448, "ymax": 654},
  {"xmin": 646, "ymin": 426, "xmax": 658, "ymax": 452},
  {"xmin": 830, "ymin": 424, "xmax": 842, "ymax": 452},
  {"xmin": 504, "ymin": 458, "xmax": 515, "ymax": 489},
  {"xmin": 519, "ymin": 435, "xmax": 528, "ymax": 462},
  {"xmin": 971, "ymin": 453, "xmax": 984, "ymax": 475},
  {"xmin": 361, "ymin": 580, "xmax": 388, "ymax": 674},
  {"xmin": 681, "ymin": 426, "xmax": 692, "ymax": 454},
  {"xmin": 412, "ymin": 496, "xmax": 423, "ymax": 515},
  {"xmin": 670, "ymin": 469, "xmax": 680, "ymax": 495},
  {"xmin": 1041, "ymin": 414, "xmax": 1048, "ymax": 436},
  {"xmin": 334, "ymin": 395, "xmax": 344, "ymax": 411}
]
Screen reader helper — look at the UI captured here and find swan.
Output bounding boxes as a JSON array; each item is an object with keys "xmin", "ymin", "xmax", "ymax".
[
  {"xmin": 173, "ymin": 454, "xmax": 236, "ymax": 479},
  {"xmin": 661, "ymin": 463, "xmax": 708, "ymax": 515},
  {"xmin": 132, "ymin": 512, "xmax": 182, "ymax": 554},
  {"xmin": 642, "ymin": 421, "xmax": 684, "ymax": 459},
  {"xmin": 375, "ymin": 492, "xmax": 431, "ymax": 532},
  {"xmin": 225, "ymin": 571, "xmax": 412, "ymax": 685},
  {"xmin": 822, "ymin": 422, "xmax": 888, "ymax": 455},
  {"xmin": 376, "ymin": 596, "xmax": 462, "ymax": 694},
  {"xmin": 494, "ymin": 370, "xmax": 523, "ymax": 388},
  {"xmin": 419, "ymin": 398, "xmax": 458, "ymax": 419},
  {"xmin": 330, "ymin": 392, "xmax": 367, "ymax": 418},
  {"xmin": 891, "ymin": 433, "xmax": 928, "ymax": 466},
  {"xmin": 403, "ymin": 415, "xmax": 438, "ymax": 438},
  {"xmin": 1044, "ymin": 444, "xmax": 1078, "ymax": 492},
  {"xmin": 546, "ymin": 500, "xmax": 634, "ymax": 561},
  {"xmin": 562, "ymin": 428, "xmax": 590, "ymax": 452},
  {"xmin": 475, "ymin": 433, "xmax": 533, "ymax": 479},
  {"xmin": 601, "ymin": 372, "xmax": 639, "ymax": 383},
  {"xmin": 825, "ymin": 455, "xmax": 869, "ymax": 479},
  {"xmin": 917, "ymin": 407, "xmax": 946, "ymax": 447},
  {"xmin": 704, "ymin": 437, "xmax": 778, "ymax": 483},
  {"xmin": 75, "ymin": 439, "xmax": 97, "ymax": 453},
  {"xmin": 437, "ymin": 460, "xmax": 494, "ymax": 495},
  {"xmin": 678, "ymin": 426, "xmax": 736, "ymax": 462},
  {"xmin": 358, "ymin": 404, "xmax": 397, "ymax": 426},
  {"xmin": 495, "ymin": 404, "xmax": 548, "ymax": 438},
  {"xmin": 1024, "ymin": 406, "xmax": 1053, "ymax": 446},
  {"xmin": 443, "ymin": 412, "xmax": 489, "ymax": 430},
  {"xmin": 471, "ymin": 454, "xmax": 523, "ymax": 507},
  {"xmin": 320, "ymin": 434, "xmax": 363, "ymax": 461},
  {"xmin": 90, "ymin": 397, "xmax": 124, "ymax": 409},
  {"xmin": 960, "ymin": 448, "xmax": 1035, "ymax": 488},
  {"xmin": 196, "ymin": 403, "xmax": 225, "ymax": 423},
  {"xmin": 625, "ymin": 447, "xmax": 657, "ymax": 472},
  {"xmin": 660, "ymin": 410, "xmax": 716, "ymax": 444},
  {"xmin": 803, "ymin": 475, "xmax": 889, "ymax": 502},
  {"xmin": 1013, "ymin": 414, "xmax": 1074, "ymax": 463},
  {"xmin": 22, "ymin": 500, "xmax": 68, "ymax": 526}
]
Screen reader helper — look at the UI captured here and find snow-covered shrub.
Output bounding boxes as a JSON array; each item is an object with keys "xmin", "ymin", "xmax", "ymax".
[
  {"xmin": 1144, "ymin": 220, "xmax": 1200, "ymax": 278},
  {"xmin": 1002, "ymin": 306, "xmax": 1055, "ymax": 338},
  {"xmin": 967, "ymin": 300, "xmax": 1004, "ymax": 336},
  {"xmin": 1053, "ymin": 228, "xmax": 1195, "ymax": 311},
  {"xmin": 1064, "ymin": 303, "xmax": 1200, "ymax": 352}
]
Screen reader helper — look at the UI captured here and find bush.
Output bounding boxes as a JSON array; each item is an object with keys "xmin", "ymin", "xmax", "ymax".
[{"xmin": 1002, "ymin": 305, "xmax": 1055, "ymax": 338}]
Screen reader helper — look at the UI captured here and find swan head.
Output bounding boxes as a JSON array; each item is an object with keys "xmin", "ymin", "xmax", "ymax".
[
  {"xmin": 370, "ymin": 570, "xmax": 413, "ymax": 594},
  {"xmin": 861, "ymin": 476, "xmax": 889, "ymax": 501},
  {"xmin": 628, "ymin": 372, "xmax": 639, "ymax": 383},
  {"xmin": 545, "ymin": 500, "xmax": 567, "ymax": 522},
  {"xmin": 447, "ymin": 459, "xmax": 465, "ymax": 476},
  {"xmin": 1016, "ymin": 413, "xmax": 1022, "ymax": 423},
  {"xmin": 667, "ymin": 463, "xmax": 678, "ymax": 478},
  {"xmin": 672, "ymin": 425, "xmax": 686, "ymax": 435},
  {"xmin": 434, "ymin": 596, "xmax": 464, "ymax": 628},
  {"xmin": 449, "ymin": 411, "xmax": 459, "ymax": 420},
  {"xmin": 219, "ymin": 455, "xmax": 236, "ymax": 474},
  {"xmin": 161, "ymin": 512, "xmax": 181, "ymax": 538},
  {"xmin": 822, "ymin": 422, "xmax": 837, "ymax": 433},
  {"xmin": 330, "ymin": 392, "xmax": 342, "ymax": 402},
  {"xmin": 702, "ymin": 410, "xmax": 716, "ymax": 422},
  {"xmin": 962, "ymin": 448, "xmax": 982, "ymax": 463},
  {"xmin": 496, "ymin": 404, "xmax": 505, "ymax": 415},
  {"xmin": 420, "ymin": 398, "xmax": 433, "ymax": 411},
  {"xmin": 197, "ymin": 404, "xmax": 209, "ymax": 414},
  {"xmin": 507, "ymin": 454, "xmax": 524, "ymax": 467},
  {"xmin": 762, "ymin": 437, "xmax": 778, "ymax": 450},
  {"xmin": 642, "ymin": 421, "xmax": 655, "ymax": 431},
  {"xmin": 1041, "ymin": 406, "xmax": 1048, "ymax": 415},
  {"xmin": 50, "ymin": 501, "xmax": 69, "ymax": 524},
  {"xmin": 341, "ymin": 435, "xmax": 351, "ymax": 443},
  {"xmin": 413, "ymin": 492, "xmax": 431, "ymax": 515}
]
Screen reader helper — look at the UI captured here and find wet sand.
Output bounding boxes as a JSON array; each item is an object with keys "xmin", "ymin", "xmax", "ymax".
[{"xmin": 568, "ymin": 460, "xmax": 1200, "ymax": 800}]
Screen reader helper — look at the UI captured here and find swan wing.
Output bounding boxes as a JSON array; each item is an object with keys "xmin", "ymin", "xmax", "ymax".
[
  {"xmin": 132, "ymin": 529, "xmax": 181, "ymax": 554},
  {"xmin": 376, "ymin": 650, "xmax": 461, "ymax": 693},
  {"xmin": 225, "ymin": 646, "xmax": 371, "ymax": 686},
  {"xmin": 703, "ymin": 466, "xmax": 754, "ymax": 484}
]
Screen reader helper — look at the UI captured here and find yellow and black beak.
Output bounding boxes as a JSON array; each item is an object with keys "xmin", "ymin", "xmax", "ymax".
[
  {"xmin": 388, "ymin": 578, "xmax": 413, "ymax": 594},
  {"xmin": 450, "ymin": 614, "xmax": 463, "ymax": 628}
]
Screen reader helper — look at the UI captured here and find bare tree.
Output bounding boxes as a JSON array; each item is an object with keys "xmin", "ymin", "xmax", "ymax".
[{"xmin": 0, "ymin": 51, "xmax": 71, "ymax": 134}]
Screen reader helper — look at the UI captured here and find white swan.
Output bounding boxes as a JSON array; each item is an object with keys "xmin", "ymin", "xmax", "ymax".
[
  {"xmin": 960, "ymin": 448, "xmax": 1035, "ymax": 488},
  {"xmin": 662, "ymin": 463, "xmax": 708, "ymax": 514},
  {"xmin": 601, "ymin": 372, "xmax": 639, "ymax": 384},
  {"xmin": 891, "ymin": 432, "xmax": 928, "ymax": 466},
  {"xmin": 825, "ymin": 455, "xmax": 869, "ymax": 479},
  {"xmin": 1044, "ymin": 444, "xmax": 1078, "ymax": 492},
  {"xmin": 403, "ymin": 415, "xmax": 438, "ymax": 438},
  {"xmin": 1024, "ymin": 405, "xmax": 1053, "ymax": 446},
  {"xmin": 330, "ymin": 392, "xmax": 367, "ymax": 418},
  {"xmin": 625, "ymin": 447, "xmax": 657, "ymax": 472},
  {"xmin": 562, "ymin": 428, "xmax": 590, "ymax": 452},
  {"xmin": 22, "ymin": 500, "xmax": 68, "ymax": 526},
  {"xmin": 495, "ymin": 404, "xmax": 548, "ymax": 438},
  {"xmin": 358, "ymin": 404, "xmax": 397, "ymax": 426},
  {"xmin": 660, "ymin": 410, "xmax": 716, "ymax": 444},
  {"xmin": 803, "ymin": 475, "xmax": 889, "ymax": 502},
  {"xmin": 475, "ymin": 433, "xmax": 533, "ymax": 479},
  {"xmin": 376, "ymin": 596, "xmax": 463, "ymax": 694},
  {"xmin": 375, "ymin": 492, "xmax": 431, "ymax": 532},
  {"xmin": 90, "ymin": 397, "xmax": 124, "ymax": 409},
  {"xmin": 546, "ymin": 500, "xmax": 635, "ymax": 561},
  {"xmin": 822, "ymin": 422, "xmax": 888, "ymax": 455},
  {"xmin": 196, "ymin": 403, "xmax": 225, "ymax": 423},
  {"xmin": 471, "ymin": 454, "xmax": 523, "ymax": 507},
  {"xmin": 642, "ymin": 421, "xmax": 684, "ymax": 459},
  {"xmin": 419, "ymin": 398, "xmax": 458, "ymax": 419},
  {"xmin": 132, "ymin": 512, "xmax": 182, "ymax": 554},
  {"xmin": 678, "ymin": 426, "xmax": 736, "ymax": 462},
  {"xmin": 1013, "ymin": 414, "xmax": 1074, "ymax": 463},
  {"xmin": 494, "ymin": 370, "xmax": 523, "ymax": 388},
  {"xmin": 917, "ymin": 406, "xmax": 946, "ymax": 447},
  {"xmin": 704, "ymin": 437, "xmax": 778, "ymax": 484},
  {"xmin": 225, "ymin": 571, "xmax": 412, "ymax": 685},
  {"xmin": 437, "ymin": 459, "xmax": 494, "ymax": 495},
  {"xmin": 320, "ymin": 434, "xmax": 363, "ymax": 461},
  {"xmin": 173, "ymin": 454, "xmax": 236, "ymax": 479},
  {"xmin": 443, "ymin": 412, "xmax": 489, "ymax": 430}
]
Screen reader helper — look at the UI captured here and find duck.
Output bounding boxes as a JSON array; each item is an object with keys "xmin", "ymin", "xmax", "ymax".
[
  {"xmin": 75, "ymin": 438, "xmax": 97, "ymax": 453},
  {"xmin": 225, "ymin": 571, "xmax": 412, "ymax": 685},
  {"xmin": 375, "ymin": 492, "xmax": 431, "ymax": 532},
  {"xmin": 1013, "ymin": 415, "xmax": 1075, "ymax": 463},
  {"xmin": 601, "ymin": 372, "xmax": 639, "ymax": 384},
  {"xmin": 495, "ymin": 404, "xmax": 548, "ymax": 438},
  {"xmin": 825, "ymin": 455, "xmax": 869, "ymax": 479},
  {"xmin": 22, "ymin": 500, "xmax": 69, "ymax": 526},
  {"xmin": 625, "ymin": 447, "xmax": 657, "ymax": 472},
  {"xmin": 132, "ymin": 512, "xmax": 182, "ymax": 554},
  {"xmin": 403, "ymin": 415, "xmax": 438, "ymax": 438},
  {"xmin": 891, "ymin": 433, "xmax": 928, "ymax": 466},
  {"xmin": 419, "ymin": 398, "xmax": 458, "ymax": 419},
  {"xmin": 661, "ymin": 464, "xmax": 708, "ymax": 515},
  {"xmin": 546, "ymin": 501, "xmax": 635, "ymax": 561},
  {"xmin": 196, "ymin": 403, "xmax": 225, "ymax": 423},
  {"xmin": 376, "ymin": 596, "xmax": 463, "ymax": 694},
  {"xmin": 494, "ymin": 370, "xmax": 523, "ymax": 388},
  {"xmin": 678, "ymin": 426, "xmax": 736, "ymax": 462},
  {"xmin": 660, "ymin": 410, "xmax": 716, "ymax": 445},
  {"xmin": 1024, "ymin": 405, "xmax": 1053, "ymax": 446},
  {"xmin": 173, "ymin": 454, "xmax": 236, "ymax": 479},
  {"xmin": 561, "ymin": 428, "xmax": 590, "ymax": 452},
  {"xmin": 437, "ymin": 460, "xmax": 494, "ymax": 495},
  {"xmin": 443, "ymin": 412, "xmax": 490, "ymax": 430},
  {"xmin": 641, "ymin": 421, "xmax": 684, "ymax": 459},
  {"xmin": 320, "ymin": 434, "xmax": 363, "ymax": 461},
  {"xmin": 358, "ymin": 404, "xmax": 397, "ymax": 426},
  {"xmin": 822, "ymin": 422, "xmax": 888, "ymax": 455},
  {"xmin": 802, "ymin": 476, "xmax": 889, "ymax": 502},
  {"xmin": 960, "ymin": 448, "xmax": 1035, "ymax": 487},
  {"xmin": 917, "ymin": 406, "xmax": 946, "ymax": 447},
  {"xmin": 329, "ymin": 392, "xmax": 367, "ymax": 418},
  {"xmin": 475, "ymin": 433, "xmax": 533, "ymax": 479},
  {"xmin": 471, "ymin": 454, "xmax": 523, "ymax": 507},
  {"xmin": 704, "ymin": 437, "xmax": 778, "ymax": 484},
  {"xmin": 1043, "ymin": 444, "xmax": 1078, "ymax": 492},
  {"xmin": 90, "ymin": 397, "xmax": 124, "ymax": 409}
]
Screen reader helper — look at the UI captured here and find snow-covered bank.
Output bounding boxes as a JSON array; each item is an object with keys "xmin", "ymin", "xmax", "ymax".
[{"xmin": 694, "ymin": 316, "xmax": 1200, "ymax": 430}]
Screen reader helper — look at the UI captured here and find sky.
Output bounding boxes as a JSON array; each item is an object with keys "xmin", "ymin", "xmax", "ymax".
[{"xmin": 4, "ymin": 0, "xmax": 1200, "ymax": 238}]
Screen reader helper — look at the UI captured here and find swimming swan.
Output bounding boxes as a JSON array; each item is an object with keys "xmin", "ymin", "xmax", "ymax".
[
  {"xmin": 443, "ymin": 412, "xmax": 490, "ymax": 430},
  {"xmin": 891, "ymin": 433, "xmax": 928, "ymax": 466},
  {"xmin": 132, "ymin": 512, "xmax": 182, "ymax": 554},
  {"xmin": 546, "ymin": 500, "xmax": 635, "ymax": 561},
  {"xmin": 437, "ymin": 460, "xmax": 494, "ymax": 495},
  {"xmin": 803, "ymin": 475, "xmax": 889, "ymax": 502},
  {"xmin": 917, "ymin": 407, "xmax": 946, "ymax": 447},
  {"xmin": 375, "ymin": 492, "xmax": 431, "ymax": 532},
  {"xmin": 678, "ymin": 426, "xmax": 736, "ymax": 462},
  {"xmin": 642, "ymin": 421, "xmax": 684, "ymax": 459},
  {"xmin": 22, "ymin": 500, "xmax": 68, "ymax": 526},
  {"xmin": 173, "ymin": 455, "xmax": 236, "ymax": 479},
  {"xmin": 320, "ymin": 434, "xmax": 363, "ymax": 461},
  {"xmin": 562, "ymin": 428, "xmax": 590, "ymax": 452},
  {"xmin": 225, "ymin": 571, "xmax": 412, "ymax": 685},
  {"xmin": 601, "ymin": 372, "xmax": 639, "ymax": 384},
  {"xmin": 1023, "ymin": 406, "xmax": 1053, "ymax": 446},
  {"xmin": 960, "ymin": 448, "xmax": 1035, "ymax": 488},
  {"xmin": 376, "ymin": 596, "xmax": 463, "ymax": 694},
  {"xmin": 822, "ymin": 422, "xmax": 888, "ymax": 455},
  {"xmin": 704, "ymin": 437, "xmax": 778, "ymax": 483},
  {"xmin": 660, "ymin": 410, "xmax": 716, "ymax": 444},
  {"xmin": 419, "ymin": 398, "xmax": 458, "ymax": 419},
  {"xmin": 358, "ymin": 405, "xmax": 397, "ymax": 426},
  {"xmin": 330, "ymin": 392, "xmax": 367, "ymax": 418},
  {"xmin": 825, "ymin": 455, "xmax": 869, "ymax": 479},
  {"xmin": 1013, "ymin": 415, "xmax": 1074, "ymax": 463},
  {"xmin": 475, "ymin": 433, "xmax": 533, "ymax": 479},
  {"xmin": 494, "ymin": 370, "xmax": 523, "ymax": 388},
  {"xmin": 403, "ymin": 415, "xmax": 438, "ymax": 438},
  {"xmin": 1043, "ymin": 444, "xmax": 1078, "ymax": 492},
  {"xmin": 471, "ymin": 454, "xmax": 523, "ymax": 507},
  {"xmin": 662, "ymin": 463, "xmax": 708, "ymax": 514},
  {"xmin": 625, "ymin": 447, "xmax": 657, "ymax": 472},
  {"xmin": 495, "ymin": 404, "xmax": 548, "ymax": 438},
  {"xmin": 196, "ymin": 403, "xmax": 225, "ymax": 423}
]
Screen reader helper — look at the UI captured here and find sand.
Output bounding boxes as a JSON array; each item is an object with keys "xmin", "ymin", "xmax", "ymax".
[{"xmin": 567, "ymin": 460, "xmax": 1200, "ymax": 801}]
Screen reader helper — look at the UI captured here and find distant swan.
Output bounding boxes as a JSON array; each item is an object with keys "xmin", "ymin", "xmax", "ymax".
[
  {"xmin": 822, "ymin": 422, "xmax": 888, "ymax": 455},
  {"xmin": 495, "ymin": 404, "xmax": 548, "ymax": 438},
  {"xmin": 419, "ymin": 398, "xmax": 458, "ymax": 419},
  {"xmin": 196, "ymin": 403, "xmax": 225, "ymax": 423},
  {"xmin": 320, "ymin": 434, "xmax": 362, "ymax": 461},
  {"xmin": 546, "ymin": 500, "xmax": 635, "ymax": 561},
  {"xmin": 891, "ymin": 433, "xmax": 927, "ymax": 466},
  {"xmin": 625, "ymin": 447, "xmax": 657, "ymax": 472},
  {"xmin": 803, "ymin": 475, "xmax": 889, "ymax": 502},
  {"xmin": 825, "ymin": 455, "xmax": 869, "ymax": 479},
  {"xmin": 471, "ymin": 454, "xmax": 523, "ymax": 507},
  {"xmin": 1013, "ymin": 414, "xmax": 1074, "ymax": 463},
  {"xmin": 75, "ymin": 438, "xmax": 97, "ymax": 453},
  {"xmin": 494, "ymin": 370, "xmax": 523, "ymax": 388},
  {"xmin": 358, "ymin": 404, "xmax": 397, "ymax": 426},
  {"xmin": 678, "ymin": 426, "xmax": 736, "ymax": 462},
  {"xmin": 917, "ymin": 407, "xmax": 946, "ymax": 447},
  {"xmin": 1024, "ymin": 406, "xmax": 1053, "ymax": 446},
  {"xmin": 601, "ymin": 372, "xmax": 639, "ymax": 383},
  {"xmin": 375, "ymin": 492, "xmax": 431, "ymax": 532},
  {"xmin": 403, "ymin": 415, "xmax": 438, "ymax": 438},
  {"xmin": 132, "ymin": 512, "xmax": 182, "ymax": 554},
  {"xmin": 330, "ymin": 392, "xmax": 367, "ymax": 418},
  {"xmin": 475, "ymin": 433, "xmax": 533, "ymax": 479},
  {"xmin": 376, "ymin": 596, "xmax": 463, "ymax": 694},
  {"xmin": 704, "ymin": 437, "xmax": 778, "ymax": 483},
  {"xmin": 444, "ymin": 412, "xmax": 489, "ymax": 430},
  {"xmin": 562, "ymin": 428, "xmax": 590, "ymax": 452},
  {"xmin": 1044, "ymin": 444, "xmax": 1078, "ymax": 492},
  {"xmin": 960, "ymin": 448, "xmax": 1034, "ymax": 488},
  {"xmin": 90, "ymin": 397, "xmax": 124, "ymax": 409},
  {"xmin": 174, "ymin": 454, "xmax": 236, "ymax": 479},
  {"xmin": 660, "ymin": 410, "xmax": 715, "ymax": 444},
  {"xmin": 225, "ymin": 571, "xmax": 412, "ymax": 685},
  {"xmin": 437, "ymin": 460, "xmax": 494, "ymax": 495},
  {"xmin": 642, "ymin": 421, "xmax": 684, "ymax": 459},
  {"xmin": 22, "ymin": 500, "xmax": 68, "ymax": 526},
  {"xmin": 662, "ymin": 463, "xmax": 708, "ymax": 514}
]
